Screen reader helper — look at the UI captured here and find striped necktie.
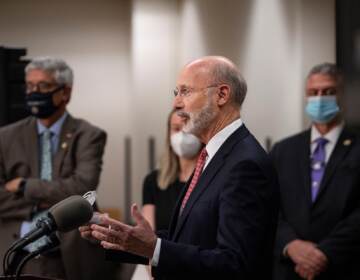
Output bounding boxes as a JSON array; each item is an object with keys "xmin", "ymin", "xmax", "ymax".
[
  {"xmin": 180, "ymin": 148, "xmax": 208, "ymax": 212},
  {"xmin": 25, "ymin": 129, "xmax": 53, "ymax": 252},
  {"xmin": 40, "ymin": 129, "xmax": 53, "ymax": 181}
]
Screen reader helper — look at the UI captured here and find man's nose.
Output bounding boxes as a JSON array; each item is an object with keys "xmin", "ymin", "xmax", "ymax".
[
  {"xmin": 318, "ymin": 90, "xmax": 325, "ymax": 96},
  {"xmin": 173, "ymin": 95, "xmax": 183, "ymax": 109}
]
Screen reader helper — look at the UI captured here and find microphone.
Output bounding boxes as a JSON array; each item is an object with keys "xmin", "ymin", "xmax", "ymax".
[
  {"xmin": 12, "ymin": 195, "xmax": 93, "ymax": 252},
  {"xmin": 36, "ymin": 232, "xmax": 61, "ymax": 254},
  {"xmin": 3, "ymin": 195, "xmax": 93, "ymax": 276}
]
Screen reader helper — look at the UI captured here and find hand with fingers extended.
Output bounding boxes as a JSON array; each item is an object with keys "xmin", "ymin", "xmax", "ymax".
[
  {"xmin": 79, "ymin": 212, "xmax": 109, "ymax": 244},
  {"xmin": 90, "ymin": 203, "xmax": 157, "ymax": 259},
  {"xmin": 286, "ymin": 239, "xmax": 328, "ymax": 279}
]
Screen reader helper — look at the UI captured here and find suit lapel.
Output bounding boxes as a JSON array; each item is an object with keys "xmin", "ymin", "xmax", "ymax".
[
  {"xmin": 171, "ymin": 125, "xmax": 250, "ymax": 241},
  {"xmin": 53, "ymin": 114, "xmax": 77, "ymax": 178},
  {"xmin": 23, "ymin": 117, "xmax": 40, "ymax": 177},
  {"xmin": 172, "ymin": 154, "xmax": 225, "ymax": 241},
  {"xmin": 167, "ymin": 175, "xmax": 192, "ymax": 238},
  {"xmin": 313, "ymin": 128, "xmax": 354, "ymax": 204},
  {"xmin": 299, "ymin": 130, "xmax": 312, "ymax": 207}
]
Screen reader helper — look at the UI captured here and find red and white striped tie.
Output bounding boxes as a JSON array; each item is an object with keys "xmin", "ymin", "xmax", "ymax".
[{"xmin": 181, "ymin": 148, "xmax": 208, "ymax": 210}]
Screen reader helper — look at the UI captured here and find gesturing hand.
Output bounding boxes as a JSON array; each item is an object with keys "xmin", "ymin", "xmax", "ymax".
[
  {"xmin": 79, "ymin": 212, "xmax": 109, "ymax": 244},
  {"xmin": 91, "ymin": 204, "xmax": 157, "ymax": 259}
]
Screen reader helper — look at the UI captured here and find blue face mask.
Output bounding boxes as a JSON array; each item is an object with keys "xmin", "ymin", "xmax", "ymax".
[{"xmin": 305, "ymin": 96, "xmax": 340, "ymax": 124}]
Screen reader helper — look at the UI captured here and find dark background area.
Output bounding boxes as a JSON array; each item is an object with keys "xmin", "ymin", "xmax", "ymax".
[
  {"xmin": 0, "ymin": 47, "xmax": 29, "ymax": 127},
  {"xmin": 336, "ymin": 0, "xmax": 360, "ymax": 128}
]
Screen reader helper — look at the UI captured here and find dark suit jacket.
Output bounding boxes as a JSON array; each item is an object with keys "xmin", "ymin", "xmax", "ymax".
[
  {"xmin": 271, "ymin": 127, "xmax": 360, "ymax": 280},
  {"xmin": 0, "ymin": 114, "xmax": 116, "ymax": 280},
  {"xmin": 109, "ymin": 125, "xmax": 279, "ymax": 280}
]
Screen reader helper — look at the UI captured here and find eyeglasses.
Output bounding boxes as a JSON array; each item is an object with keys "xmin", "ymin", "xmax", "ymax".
[
  {"xmin": 307, "ymin": 87, "xmax": 337, "ymax": 97},
  {"xmin": 173, "ymin": 85, "xmax": 218, "ymax": 98},
  {"xmin": 25, "ymin": 82, "xmax": 60, "ymax": 94}
]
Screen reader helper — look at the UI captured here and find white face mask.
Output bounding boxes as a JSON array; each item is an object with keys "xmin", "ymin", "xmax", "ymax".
[{"xmin": 170, "ymin": 131, "xmax": 201, "ymax": 158}]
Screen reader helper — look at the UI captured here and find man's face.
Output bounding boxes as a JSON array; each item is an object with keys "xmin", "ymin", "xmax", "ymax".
[
  {"xmin": 306, "ymin": 73, "xmax": 340, "ymax": 101},
  {"xmin": 25, "ymin": 69, "xmax": 69, "ymax": 105},
  {"xmin": 173, "ymin": 66, "xmax": 218, "ymax": 136}
]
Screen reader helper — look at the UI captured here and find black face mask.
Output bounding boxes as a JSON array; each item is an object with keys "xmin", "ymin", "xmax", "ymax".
[{"xmin": 25, "ymin": 86, "xmax": 64, "ymax": 119}]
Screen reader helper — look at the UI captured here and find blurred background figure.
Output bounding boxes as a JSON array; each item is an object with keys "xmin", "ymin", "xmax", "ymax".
[
  {"xmin": 142, "ymin": 110, "xmax": 201, "ymax": 231},
  {"xmin": 271, "ymin": 63, "xmax": 360, "ymax": 280},
  {"xmin": 0, "ymin": 57, "xmax": 117, "ymax": 280},
  {"xmin": 132, "ymin": 110, "xmax": 201, "ymax": 279}
]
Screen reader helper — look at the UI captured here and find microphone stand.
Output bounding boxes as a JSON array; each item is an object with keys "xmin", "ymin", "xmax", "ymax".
[
  {"xmin": 3, "ymin": 217, "xmax": 54, "ymax": 276},
  {"xmin": 3, "ymin": 194, "xmax": 93, "ymax": 277},
  {"xmin": 14, "ymin": 233, "xmax": 60, "ymax": 280}
]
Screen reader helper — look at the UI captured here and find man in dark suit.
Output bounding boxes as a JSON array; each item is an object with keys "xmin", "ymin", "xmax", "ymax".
[
  {"xmin": 0, "ymin": 57, "xmax": 115, "ymax": 279},
  {"xmin": 271, "ymin": 63, "xmax": 360, "ymax": 280},
  {"xmin": 82, "ymin": 56, "xmax": 279, "ymax": 279}
]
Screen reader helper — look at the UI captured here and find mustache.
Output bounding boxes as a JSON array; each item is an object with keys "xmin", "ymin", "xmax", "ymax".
[{"xmin": 176, "ymin": 110, "xmax": 190, "ymax": 119}]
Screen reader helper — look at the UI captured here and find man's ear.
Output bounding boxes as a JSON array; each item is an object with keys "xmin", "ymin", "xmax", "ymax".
[
  {"xmin": 217, "ymin": 84, "xmax": 231, "ymax": 106},
  {"xmin": 62, "ymin": 86, "xmax": 72, "ymax": 103}
]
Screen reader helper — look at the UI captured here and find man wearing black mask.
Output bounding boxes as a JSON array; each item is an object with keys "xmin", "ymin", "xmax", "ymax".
[{"xmin": 0, "ymin": 57, "xmax": 115, "ymax": 279}]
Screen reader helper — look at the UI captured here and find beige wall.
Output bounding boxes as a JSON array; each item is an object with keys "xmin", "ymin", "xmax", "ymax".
[
  {"xmin": 129, "ymin": 0, "xmax": 178, "ymax": 219},
  {"xmin": 300, "ymin": 0, "xmax": 336, "ymax": 127},
  {"xmin": 0, "ymin": 0, "xmax": 335, "ymax": 214},
  {"xmin": 178, "ymin": 0, "xmax": 335, "ymax": 145}
]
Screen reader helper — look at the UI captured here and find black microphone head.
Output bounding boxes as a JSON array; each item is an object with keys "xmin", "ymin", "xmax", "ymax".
[{"xmin": 49, "ymin": 195, "xmax": 93, "ymax": 232}]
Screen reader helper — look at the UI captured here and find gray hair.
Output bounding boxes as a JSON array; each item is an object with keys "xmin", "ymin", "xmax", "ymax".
[
  {"xmin": 211, "ymin": 61, "xmax": 247, "ymax": 107},
  {"xmin": 307, "ymin": 62, "xmax": 343, "ymax": 82},
  {"xmin": 25, "ymin": 57, "xmax": 73, "ymax": 87}
]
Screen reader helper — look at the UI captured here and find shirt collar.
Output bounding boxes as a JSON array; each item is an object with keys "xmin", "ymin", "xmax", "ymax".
[
  {"xmin": 205, "ymin": 118, "xmax": 243, "ymax": 160},
  {"xmin": 37, "ymin": 111, "xmax": 68, "ymax": 137},
  {"xmin": 311, "ymin": 121, "xmax": 344, "ymax": 145}
]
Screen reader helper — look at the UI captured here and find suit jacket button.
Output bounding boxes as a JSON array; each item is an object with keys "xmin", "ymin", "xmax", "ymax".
[{"xmin": 13, "ymin": 233, "xmax": 19, "ymax": 239}]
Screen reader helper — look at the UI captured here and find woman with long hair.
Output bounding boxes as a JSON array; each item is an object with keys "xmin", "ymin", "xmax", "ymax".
[{"xmin": 142, "ymin": 110, "xmax": 202, "ymax": 231}]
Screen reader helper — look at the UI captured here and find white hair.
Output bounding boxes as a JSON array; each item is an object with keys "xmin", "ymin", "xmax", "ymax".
[
  {"xmin": 25, "ymin": 57, "xmax": 73, "ymax": 87},
  {"xmin": 307, "ymin": 62, "xmax": 343, "ymax": 82},
  {"xmin": 211, "ymin": 61, "xmax": 247, "ymax": 106}
]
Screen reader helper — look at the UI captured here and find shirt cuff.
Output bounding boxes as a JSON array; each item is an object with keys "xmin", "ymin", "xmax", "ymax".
[{"xmin": 150, "ymin": 238, "xmax": 161, "ymax": 267}]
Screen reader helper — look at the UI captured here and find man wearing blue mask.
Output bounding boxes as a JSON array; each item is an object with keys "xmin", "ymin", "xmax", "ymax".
[
  {"xmin": 271, "ymin": 63, "xmax": 360, "ymax": 280},
  {"xmin": 0, "ymin": 57, "xmax": 117, "ymax": 279}
]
